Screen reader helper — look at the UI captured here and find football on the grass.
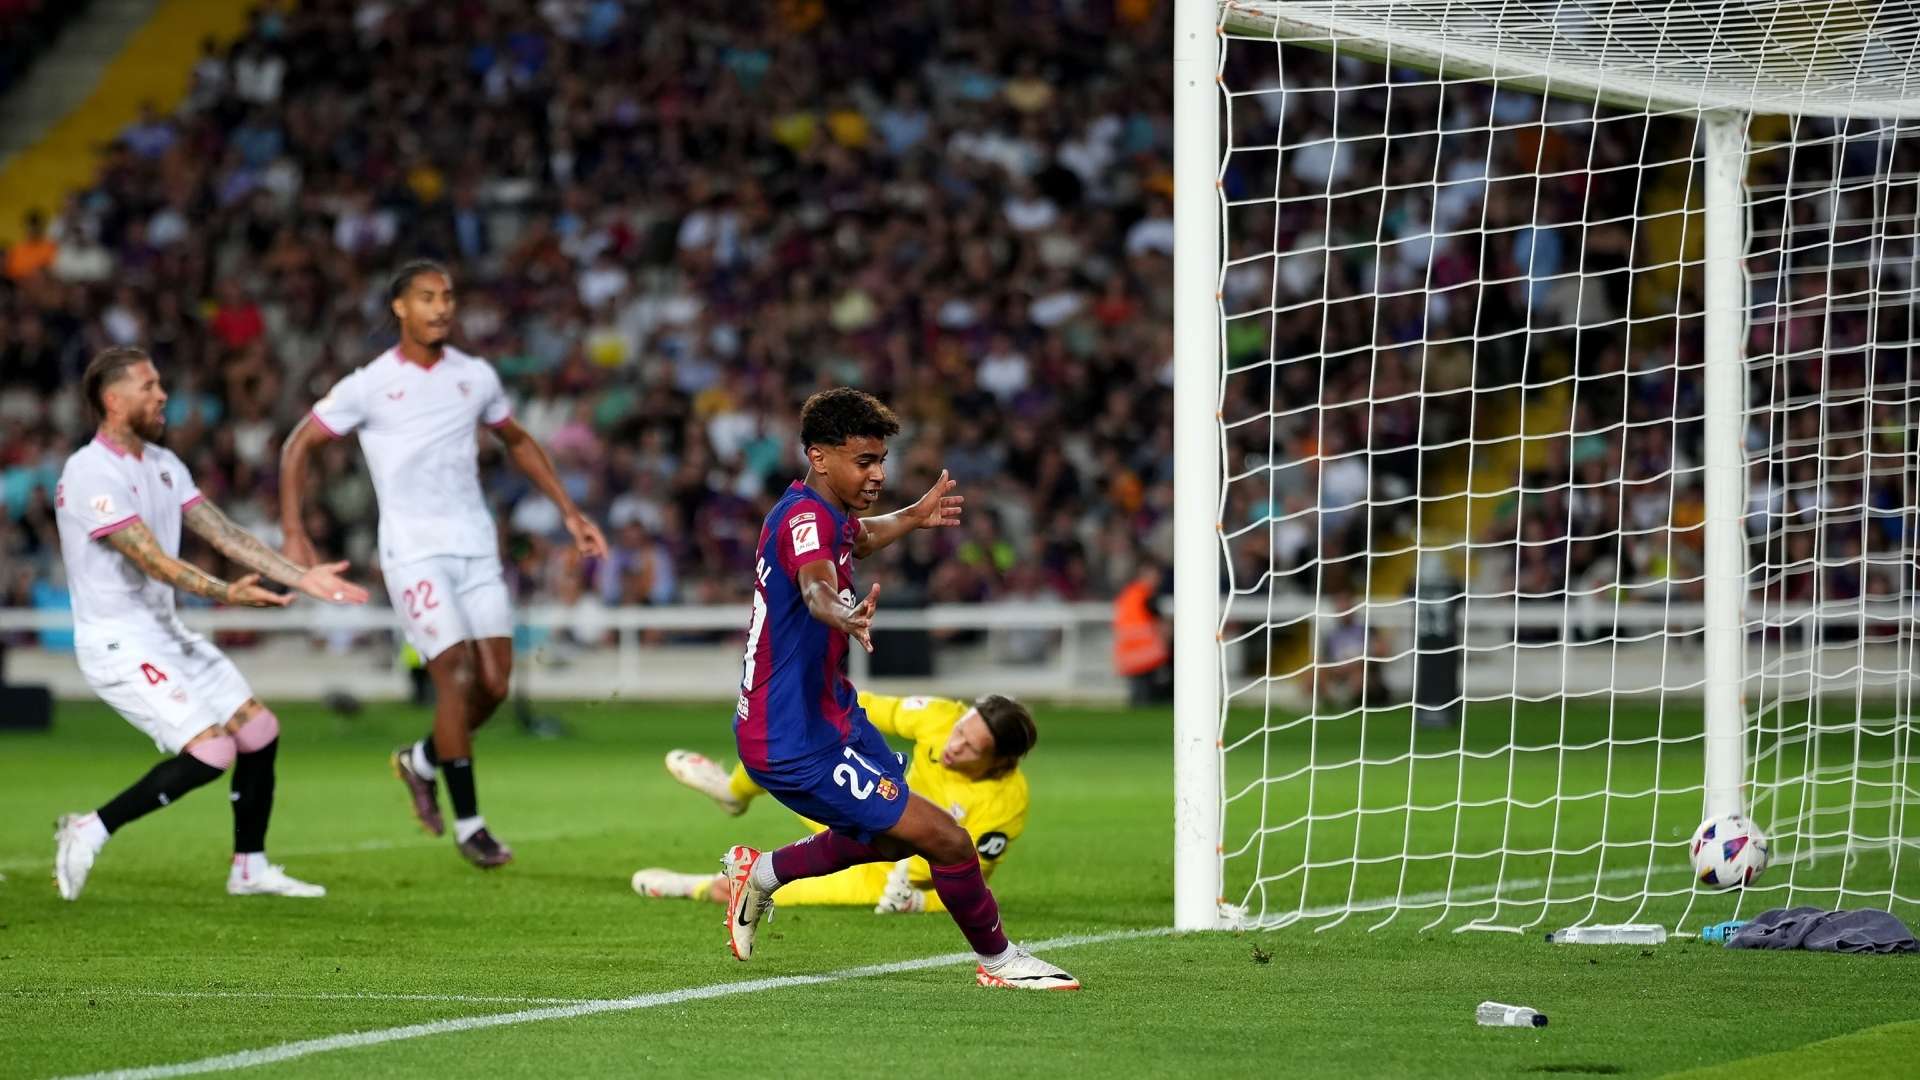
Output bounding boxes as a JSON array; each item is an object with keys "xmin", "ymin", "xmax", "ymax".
[{"xmin": 1689, "ymin": 813, "xmax": 1770, "ymax": 889}]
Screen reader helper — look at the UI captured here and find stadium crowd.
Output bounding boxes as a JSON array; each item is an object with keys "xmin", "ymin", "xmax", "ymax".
[{"xmin": 0, "ymin": 0, "xmax": 1175, "ymax": 630}]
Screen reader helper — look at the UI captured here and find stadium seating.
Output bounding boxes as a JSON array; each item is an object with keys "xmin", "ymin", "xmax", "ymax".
[{"xmin": 0, "ymin": 0, "xmax": 93, "ymax": 95}]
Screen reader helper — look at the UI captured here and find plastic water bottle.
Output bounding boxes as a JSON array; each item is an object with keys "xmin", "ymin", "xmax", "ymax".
[
  {"xmin": 1700, "ymin": 919, "xmax": 1747, "ymax": 945},
  {"xmin": 1477, "ymin": 1001, "xmax": 1548, "ymax": 1028},
  {"xmin": 1544, "ymin": 923, "xmax": 1667, "ymax": 945}
]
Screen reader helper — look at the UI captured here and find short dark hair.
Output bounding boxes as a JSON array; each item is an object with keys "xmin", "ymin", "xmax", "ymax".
[
  {"xmin": 83, "ymin": 346, "xmax": 153, "ymax": 418},
  {"xmin": 976, "ymin": 694, "xmax": 1036, "ymax": 778},
  {"xmin": 799, "ymin": 387, "xmax": 900, "ymax": 449},
  {"xmin": 389, "ymin": 259, "xmax": 451, "ymax": 300}
]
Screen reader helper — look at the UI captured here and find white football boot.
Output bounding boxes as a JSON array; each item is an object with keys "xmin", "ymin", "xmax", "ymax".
[
  {"xmin": 53, "ymin": 813, "xmax": 101, "ymax": 901},
  {"xmin": 631, "ymin": 868, "xmax": 715, "ymax": 899},
  {"xmin": 975, "ymin": 946, "xmax": 1081, "ymax": 991},
  {"xmin": 665, "ymin": 750, "xmax": 746, "ymax": 816},
  {"xmin": 721, "ymin": 845, "xmax": 774, "ymax": 960},
  {"xmin": 227, "ymin": 859, "xmax": 327, "ymax": 898}
]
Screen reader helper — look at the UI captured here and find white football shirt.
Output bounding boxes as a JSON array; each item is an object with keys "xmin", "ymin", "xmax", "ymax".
[
  {"xmin": 54, "ymin": 436, "xmax": 205, "ymax": 644},
  {"xmin": 310, "ymin": 346, "xmax": 512, "ymax": 565}
]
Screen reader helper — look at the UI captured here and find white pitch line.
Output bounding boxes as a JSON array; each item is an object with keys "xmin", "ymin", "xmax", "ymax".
[
  {"xmin": 50, "ymin": 928, "xmax": 1170, "ymax": 1080},
  {"xmin": 10, "ymin": 989, "xmax": 591, "ymax": 1006}
]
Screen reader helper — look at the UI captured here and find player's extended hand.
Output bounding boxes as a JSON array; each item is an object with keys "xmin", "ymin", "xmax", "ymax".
[
  {"xmin": 566, "ymin": 511, "xmax": 608, "ymax": 558},
  {"xmin": 294, "ymin": 561, "xmax": 370, "ymax": 605},
  {"xmin": 282, "ymin": 533, "xmax": 319, "ymax": 569},
  {"xmin": 226, "ymin": 573, "xmax": 293, "ymax": 608},
  {"xmin": 906, "ymin": 469, "xmax": 963, "ymax": 531},
  {"xmin": 843, "ymin": 581, "xmax": 881, "ymax": 653}
]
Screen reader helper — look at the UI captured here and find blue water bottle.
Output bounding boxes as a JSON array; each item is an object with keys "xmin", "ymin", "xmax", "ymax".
[{"xmin": 1700, "ymin": 919, "xmax": 1747, "ymax": 945}]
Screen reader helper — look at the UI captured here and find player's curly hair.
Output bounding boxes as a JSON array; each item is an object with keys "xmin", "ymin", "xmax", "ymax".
[
  {"xmin": 800, "ymin": 387, "xmax": 900, "ymax": 449},
  {"xmin": 82, "ymin": 346, "xmax": 154, "ymax": 419},
  {"xmin": 976, "ymin": 695, "xmax": 1037, "ymax": 778},
  {"xmin": 389, "ymin": 259, "xmax": 451, "ymax": 300}
]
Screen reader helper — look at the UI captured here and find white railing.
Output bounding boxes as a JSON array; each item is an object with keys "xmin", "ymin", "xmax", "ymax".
[
  {"xmin": 3, "ymin": 597, "xmax": 1908, "ymax": 703},
  {"xmin": 1220, "ymin": 595, "xmax": 1918, "ymax": 632}
]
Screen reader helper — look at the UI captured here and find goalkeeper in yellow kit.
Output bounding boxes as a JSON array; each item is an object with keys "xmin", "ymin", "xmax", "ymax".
[{"xmin": 633, "ymin": 691, "xmax": 1036, "ymax": 913}]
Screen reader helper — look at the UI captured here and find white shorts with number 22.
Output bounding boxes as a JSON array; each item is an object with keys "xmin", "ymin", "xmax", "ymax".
[{"xmin": 382, "ymin": 554, "xmax": 512, "ymax": 662}]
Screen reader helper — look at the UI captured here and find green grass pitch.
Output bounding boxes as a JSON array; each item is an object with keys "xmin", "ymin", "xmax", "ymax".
[{"xmin": 1, "ymin": 699, "xmax": 1915, "ymax": 1078}]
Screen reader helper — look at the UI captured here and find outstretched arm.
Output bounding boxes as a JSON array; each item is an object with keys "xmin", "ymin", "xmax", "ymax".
[
  {"xmin": 490, "ymin": 417, "xmax": 607, "ymax": 557},
  {"xmin": 186, "ymin": 499, "xmax": 368, "ymax": 604},
  {"xmin": 799, "ymin": 559, "xmax": 880, "ymax": 653},
  {"xmin": 104, "ymin": 521, "xmax": 291, "ymax": 608},
  {"xmin": 278, "ymin": 414, "xmax": 332, "ymax": 567},
  {"xmin": 852, "ymin": 469, "xmax": 962, "ymax": 559}
]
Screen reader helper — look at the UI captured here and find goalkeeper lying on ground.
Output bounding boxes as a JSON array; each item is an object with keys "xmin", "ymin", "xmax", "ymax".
[{"xmin": 633, "ymin": 691, "xmax": 1036, "ymax": 913}]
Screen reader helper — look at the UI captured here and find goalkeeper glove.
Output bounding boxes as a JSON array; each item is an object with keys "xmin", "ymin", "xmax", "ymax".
[{"xmin": 874, "ymin": 859, "xmax": 928, "ymax": 914}]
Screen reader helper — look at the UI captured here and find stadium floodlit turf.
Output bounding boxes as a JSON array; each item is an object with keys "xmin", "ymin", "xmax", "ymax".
[{"xmin": 2, "ymin": 700, "xmax": 1916, "ymax": 1078}]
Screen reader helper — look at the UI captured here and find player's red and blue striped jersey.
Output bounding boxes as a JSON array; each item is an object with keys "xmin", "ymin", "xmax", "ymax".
[{"xmin": 734, "ymin": 481, "xmax": 863, "ymax": 771}]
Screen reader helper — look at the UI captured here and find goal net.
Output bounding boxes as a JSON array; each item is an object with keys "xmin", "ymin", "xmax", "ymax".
[{"xmin": 1181, "ymin": 0, "xmax": 1920, "ymax": 933}]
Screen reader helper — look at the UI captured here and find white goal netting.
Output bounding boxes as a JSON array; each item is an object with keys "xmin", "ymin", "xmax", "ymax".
[{"xmin": 1211, "ymin": 0, "xmax": 1920, "ymax": 932}]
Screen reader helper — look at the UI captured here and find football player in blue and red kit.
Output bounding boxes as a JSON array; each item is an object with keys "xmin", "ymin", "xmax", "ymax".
[{"xmin": 721, "ymin": 387, "xmax": 1078, "ymax": 991}]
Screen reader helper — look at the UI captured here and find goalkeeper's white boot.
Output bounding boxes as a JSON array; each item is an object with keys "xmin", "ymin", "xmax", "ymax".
[
  {"xmin": 665, "ymin": 750, "xmax": 745, "ymax": 816},
  {"xmin": 721, "ymin": 845, "xmax": 774, "ymax": 961},
  {"xmin": 976, "ymin": 946, "xmax": 1081, "ymax": 991},
  {"xmin": 53, "ymin": 813, "xmax": 103, "ymax": 901},
  {"xmin": 227, "ymin": 856, "xmax": 327, "ymax": 898},
  {"xmin": 632, "ymin": 868, "xmax": 716, "ymax": 899}
]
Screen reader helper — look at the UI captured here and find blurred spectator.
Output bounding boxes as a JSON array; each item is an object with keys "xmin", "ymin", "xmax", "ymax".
[
  {"xmin": 5, "ymin": 209, "xmax": 55, "ymax": 281},
  {"xmin": 1112, "ymin": 562, "xmax": 1171, "ymax": 704}
]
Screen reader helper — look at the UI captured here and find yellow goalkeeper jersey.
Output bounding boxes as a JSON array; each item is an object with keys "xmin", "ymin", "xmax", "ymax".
[{"xmin": 858, "ymin": 691, "xmax": 1029, "ymax": 881}]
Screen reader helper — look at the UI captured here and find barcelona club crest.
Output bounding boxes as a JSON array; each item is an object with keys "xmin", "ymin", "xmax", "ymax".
[{"xmin": 876, "ymin": 778, "xmax": 900, "ymax": 802}]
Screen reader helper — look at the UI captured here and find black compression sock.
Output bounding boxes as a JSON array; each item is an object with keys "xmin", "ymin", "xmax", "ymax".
[
  {"xmin": 231, "ymin": 737, "xmax": 278, "ymax": 853},
  {"xmin": 442, "ymin": 757, "xmax": 479, "ymax": 820},
  {"xmin": 96, "ymin": 753, "xmax": 226, "ymax": 833}
]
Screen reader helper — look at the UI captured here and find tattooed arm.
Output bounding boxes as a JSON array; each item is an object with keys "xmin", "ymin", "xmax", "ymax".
[
  {"xmin": 184, "ymin": 500, "xmax": 369, "ymax": 605},
  {"xmin": 104, "ymin": 520, "xmax": 290, "ymax": 608},
  {"xmin": 185, "ymin": 500, "xmax": 306, "ymax": 587}
]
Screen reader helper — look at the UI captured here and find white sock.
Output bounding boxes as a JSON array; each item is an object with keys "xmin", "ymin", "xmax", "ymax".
[
  {"xmin": 749, "ymin": 854, "xmax": 781, "ymax": 892},
  {"xmin": 454, "ymin": 816, "xmax": 486, "ymax": 843},
  {"xmin": 232, "ymin": 851, "xmax": 268, "ymax": 879},
  {"xmin": 978, "ymin": 944, "xmax": 1017, "ymax": 970},
  {"xmin": 411, "ymin": 741, "xmax": 438, "ymax": 780},
  {"xmin": 77, "ymin": 813, "xmax": 109, "ymax": 852}
]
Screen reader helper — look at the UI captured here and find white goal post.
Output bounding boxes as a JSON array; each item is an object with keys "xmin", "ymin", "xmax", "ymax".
[{"xmin": 1174, "ymin": 0, "xmax": 1920, "ymax": 932}]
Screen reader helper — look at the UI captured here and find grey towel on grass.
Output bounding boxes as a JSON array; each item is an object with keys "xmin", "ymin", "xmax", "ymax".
[{"xmin": 1726, "ymin": 907, "xmax": 1917, "ymax": 954}]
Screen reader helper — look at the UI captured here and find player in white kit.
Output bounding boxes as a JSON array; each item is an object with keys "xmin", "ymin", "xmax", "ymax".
[
  {"xmin": 280, "ymin": 261, "xmax": 606, "ymax": 868},
  {"xmin": 50, "ymin": 347, "xmax": 370, "ymax": 901}
]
